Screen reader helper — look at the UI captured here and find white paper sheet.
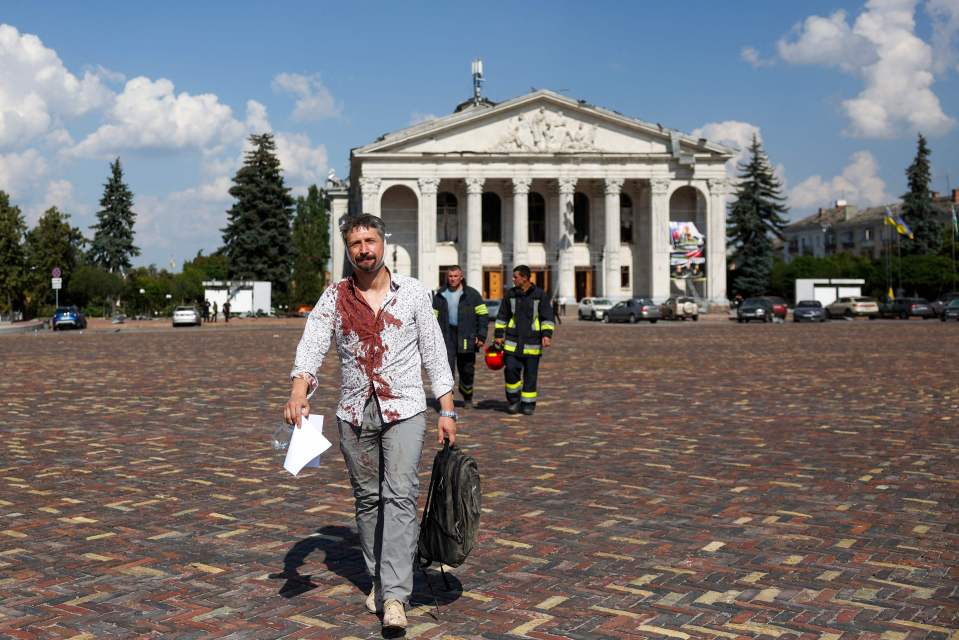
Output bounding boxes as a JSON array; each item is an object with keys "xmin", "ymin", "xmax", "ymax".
[{"xmin": 283, "ymin": 413, "xmax": 331, "ymax": 476}]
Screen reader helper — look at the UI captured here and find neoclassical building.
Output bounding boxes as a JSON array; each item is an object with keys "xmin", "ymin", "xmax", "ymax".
[{"xmin": 327, "ymin": 90, "xmax": 734, "ymax": 305}]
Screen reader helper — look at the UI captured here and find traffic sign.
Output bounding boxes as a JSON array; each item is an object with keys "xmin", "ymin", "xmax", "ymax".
[
  {"xmin": 51, "ymin": 267, "xmax": 61, "ymax": 278},
  {"xmin": 51, "ymin": 278, "xmax": 62, "ymax": 290}
]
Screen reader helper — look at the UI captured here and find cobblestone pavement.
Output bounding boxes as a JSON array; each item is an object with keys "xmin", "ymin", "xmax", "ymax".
[{"xmin": 1, "ymin": 318, "xmax": 957, "ymax": 639}]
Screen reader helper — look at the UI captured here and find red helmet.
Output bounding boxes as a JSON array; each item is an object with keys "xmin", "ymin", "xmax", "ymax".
[{"xmin": 484, "ymin": 344, "xmax": 505, "ymax": 370}]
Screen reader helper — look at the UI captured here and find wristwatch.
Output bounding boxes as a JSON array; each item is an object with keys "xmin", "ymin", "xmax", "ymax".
[{"xmin": 438, "ymin": 410, "xmax": 458, "ymax": 421}]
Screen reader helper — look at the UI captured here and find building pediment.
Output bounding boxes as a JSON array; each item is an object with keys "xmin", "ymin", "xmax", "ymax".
[{"xmin": 355, "ymin": 91, "xmax": 733, "ymax": 160}]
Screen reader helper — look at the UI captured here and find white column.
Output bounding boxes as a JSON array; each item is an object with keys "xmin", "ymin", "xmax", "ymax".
[
  {"xmin": 511, "ymin": 177, "xmax": 531, "ymax": 268},
  {"xmin": 604, "ymin": 178, "xmax": 624, "ymax": 299},
  {"xmin": 649, "ymin": 177, "xmax": 671, "ymax": 302},
  {"xmin": 328, "ymin": 188, "xmax": 350, "ymax": 281},
  {"xmin": 417, "ymin": 177, "xmax": 440, "ymax": 288},
  {"xmin": 557, "ymin": 177, "xmax": 577, "ymax": 301},
  {"xmin": 707, "ymin": 177, "xmax": 731, "ymax": 305},
  {"xmin": 465, "ymin": 177, "xmax": 485, "ymax": 288},
  {"xmin": 359, "ymin": 176, "xmax": 381, "ymax": 217}
]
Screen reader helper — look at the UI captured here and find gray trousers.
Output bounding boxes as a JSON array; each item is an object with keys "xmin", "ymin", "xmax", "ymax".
[{"xmin": 337, "ymin": 398, "xmax": 426, "ymax": 604}]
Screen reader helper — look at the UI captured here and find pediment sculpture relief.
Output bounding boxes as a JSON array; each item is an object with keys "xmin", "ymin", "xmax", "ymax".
[{"xmin": 491, "ymin": 106, "xmax": 598, "ymax": 153}]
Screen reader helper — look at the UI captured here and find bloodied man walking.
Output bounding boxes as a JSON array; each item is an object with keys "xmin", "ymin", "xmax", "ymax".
[{"xmin": 285, "ymin": 214, "xmax": 456, "ymax": 631}]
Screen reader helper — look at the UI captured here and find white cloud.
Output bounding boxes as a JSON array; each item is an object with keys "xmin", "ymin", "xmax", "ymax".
[
  {"xmin": 26, "ymin": 178, "xmax": 89, "ymax": 226},
  {"xmin": 245, "ymin": 99, "xmax": 272, "ymax": 133},
  {"xmin": 776, "ymin": 1, "xmax": 954, "ymax": 138},
  {"xmin": 740, "ymin": 46, "xmax": 775, "ymax": 68},
  {"xmin": 691, "ymin": 120, "xmax": 763, "ymax": 174},
  {"xmin": 274, "ymin": 132, "xmax": 329, "ymax": 189},
  {"xmin": 67, "ymin": 76, "xmax": 247, "ymax": 157},
  {"xmin": 410, "ymin": 112, "xmax": 439, "ymax": 125},
  {"xmin": 272, "ymin": 72, "xmax": 342, "ymax": 121},
  {"xmin": 0, "ymin": 23, "xmax": 113, "ymax": 147},
  {"xmin": 0, "ymin": 149, "xmax": 48, "ymax": 199},
  {"xmin": 928, "ymin": 0, "xmax": 959, "ymax": 74},
  {"xmin": 789, "ymin": 150, "xmax": 889, "ymax": 211}
]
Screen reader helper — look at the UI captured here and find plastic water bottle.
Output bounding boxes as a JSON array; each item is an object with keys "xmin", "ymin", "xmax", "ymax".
[{"xmin": 271, "ymin": 423, "xmax": 294, "ymax": 451}]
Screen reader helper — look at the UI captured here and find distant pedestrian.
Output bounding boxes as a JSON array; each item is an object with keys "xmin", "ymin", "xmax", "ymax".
[
  {"xmin": 494, "ymin": 265, "xmax": 555, "ymax": 415},
  {"xmin": 433, "ymin": 265, "xmax": 489, "ymax": 408},
  {"xmin": 202, "ymin": 300, "xmax": 210, "ymax": 323},
  {"xmin": 551, "ymin": 296, "xmax": 562, "ymax": 325},
  {"xmin": 223, "ymin": 301, "xmax": 231, "ymax": 323},
  {"xmin": 558, "ymin": 295, "xmax": 567, "ymax": 316},
  {"xmin": 211, "ymin": 301, "xmax": 218, "ymax": 323}
]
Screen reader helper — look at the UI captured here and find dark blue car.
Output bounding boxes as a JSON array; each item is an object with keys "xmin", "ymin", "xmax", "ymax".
[{"xmin": 52, "ymin": 305, "xmax": 87, "ymax": 330}]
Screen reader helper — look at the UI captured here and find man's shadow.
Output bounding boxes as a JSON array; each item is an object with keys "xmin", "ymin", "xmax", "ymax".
[{"xmin": 269, "ymin": 524, "xmax": 463, "ymax": 610}]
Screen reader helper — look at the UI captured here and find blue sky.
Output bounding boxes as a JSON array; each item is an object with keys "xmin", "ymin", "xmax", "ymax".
[{"xmin": 2, "ymin": 0, "xmax": 958, "ymax": 269}]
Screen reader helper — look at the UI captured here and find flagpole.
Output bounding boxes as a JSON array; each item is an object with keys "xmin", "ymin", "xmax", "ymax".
[{"xmin": 897, "ymin": 230, "xmax": 902, "ymax": 297}]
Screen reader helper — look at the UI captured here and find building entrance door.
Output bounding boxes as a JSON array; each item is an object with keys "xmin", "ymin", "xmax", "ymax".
[
  {"xmin": 483, "ymin": 268, "xmax": 504, "ymax": 300},
  {"xmin": 530, "ymin": 268, "xmax": 550, "ymax": 294},
  {"xmin": 575, "ymin": 268, "xmax": 593, "ymax": 301}
]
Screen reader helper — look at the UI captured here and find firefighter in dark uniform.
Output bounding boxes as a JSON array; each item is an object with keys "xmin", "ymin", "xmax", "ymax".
[
  {"xmin": 433, "ymin": 265, "xmax": 489, "ymax": 407},
  {"xmin": 493, "ymin": 265, "xmax": 555, "ymax": 415}
]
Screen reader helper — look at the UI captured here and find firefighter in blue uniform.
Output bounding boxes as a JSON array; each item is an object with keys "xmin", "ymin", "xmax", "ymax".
[
  {"xmin": 493, "ymin": 265, "xmax": 555, "ymax": 415},
  {"xmin": 433, "ymin": 266, "xmax": 489, "ymax": 407}
]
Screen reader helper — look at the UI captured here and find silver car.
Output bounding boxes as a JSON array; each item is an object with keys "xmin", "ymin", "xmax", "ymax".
[
  {"xmin": 172, "ymin": 305, "xmax": 201, "ymax": 327},
  {"xmin": 578, "ymin": 297, "xmax": 615, "ymax": 321}
]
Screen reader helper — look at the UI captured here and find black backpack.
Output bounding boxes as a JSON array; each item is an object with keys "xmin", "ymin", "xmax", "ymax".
[{"xmin": 417, "ymin": 440, "xmax": 481, "ymax": 569}]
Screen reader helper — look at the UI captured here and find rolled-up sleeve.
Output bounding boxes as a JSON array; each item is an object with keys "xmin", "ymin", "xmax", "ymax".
[
  {"xmin": 290, "ymin": 285, "xmax": 337, "ymax": 399},
  {"xmin": 416, "ymin": 286, "xmax": 454, "ymax": 400}
]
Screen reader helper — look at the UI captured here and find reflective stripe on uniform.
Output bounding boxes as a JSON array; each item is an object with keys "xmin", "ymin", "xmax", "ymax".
[
  {"xmin": 521, "ymin": 390, "xmax": 537, "ymax": 402},
  {"xmin": 463, "ymin": 338, "xmax": 468, "ymax": 350},
  {"xmin": 522, "ymin": 346, "xmax": 542, "ymax": 356},
  {"xmin": 494, "ymin": 320, "xmax": 507, "ymax": 329},
  {"xmin": 507, "ymin": 317, "xmax": 516, "ymax": 328},
  {"xmin": 505, "ymin": 380, "xmax": 523, "ymax": 392},
  {"xmin": 541, "ymin": 321, "xmax": 555, "ymax": 331},
  {"xmin": 503, "ymin": 339, "xmax": 518, "ymax": 353},
  {"xmin": 433, "ymin": 309, "xmax": 439, "ymax": 318},
  {"xmin": 459, "ymin": 383, "xmax": 473, "ymax": 394},
  {"xmin": 475, "ymin": 304, "xmax": 488, "ymax": 315}
]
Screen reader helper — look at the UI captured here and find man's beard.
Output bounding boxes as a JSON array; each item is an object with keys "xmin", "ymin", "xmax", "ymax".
[{"xmin": 348, "ymin": 246, "xmax": 386, "ymax": 273}]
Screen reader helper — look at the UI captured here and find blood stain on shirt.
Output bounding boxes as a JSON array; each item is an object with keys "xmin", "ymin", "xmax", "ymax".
[{"xmin": 336, "ymin": 279, "xmax": 404, "ymax": 401}]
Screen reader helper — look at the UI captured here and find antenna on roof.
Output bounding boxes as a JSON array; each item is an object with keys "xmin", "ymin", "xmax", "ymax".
[{"xmin": 471, "ymin": 59, "xmax": 484, "ymax": 105}]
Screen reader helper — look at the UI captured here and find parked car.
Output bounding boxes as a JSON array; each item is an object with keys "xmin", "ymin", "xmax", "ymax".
[
  {"xmin": 660, "ymin": 296, "xmax": 699, "ymax": 321},
  {"xmin": 793, "ymin": 300, "xmax": 827, "ymax": 322},
  {"xmin": 826, "ymin": 296, "xmax": 879, "ymax": 319},
  {"xmin": 762, "ymin": 296, "xmax": 788, "ymax": 320},
  {"xmin": 52, "ymin": 305, "xmax": 87, "ymax": 330},
  {"xmin": 941, "ymin": 298, "xmax": 959, "ymax": 321},
  {"xmin": 737, "ymin": 297, "xmax": 774, "ymax": 323},
  {"xmin": 931, "ymin": 292, "xmax": 959, "ymax": 318},
  {"xmin": 172, "ymin": 305, "xmax": 201, "ymax": 327},
  {"xmin": 604, "ymin": 298, "xmax": 660, "ymax": 323},
  {"xmin": 577, "ymin": 297, "xmax": 614, "ymax": 321},
  {"xmin": 877, "ymin": 297, "xmax": 935, "ymax": 319}
]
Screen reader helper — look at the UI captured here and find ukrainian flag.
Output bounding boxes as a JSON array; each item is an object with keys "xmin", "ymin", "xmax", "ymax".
[{"xmin": 893, "ymin": 215, "xmax": 914, "ymax": 240}]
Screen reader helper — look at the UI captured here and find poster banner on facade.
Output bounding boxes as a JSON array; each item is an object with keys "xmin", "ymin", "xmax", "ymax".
[{"xmin": 669, "ymin": 221, "xmax": 706, "ymax": 278}]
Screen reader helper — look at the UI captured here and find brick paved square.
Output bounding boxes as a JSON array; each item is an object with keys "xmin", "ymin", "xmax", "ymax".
[{"xmin": 1, "ymin": 318, "xmax": 957, "ymax": 639}]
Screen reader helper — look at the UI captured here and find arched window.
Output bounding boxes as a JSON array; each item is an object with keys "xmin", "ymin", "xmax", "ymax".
[
  {"xmin": 528, "ymin": 192, "xmax": 545, "ymax": 243},
  {"xmin": 482, "ymin": 192, "xmax": 501, "ymax": 242},
  {"xmin": 573, "ymin": 192, "xmax": 589, "ymax": 243},
  {"xmin": 437, "ymin": 192, "xmax": 458, "ymax": 243},
  {"xmin": 620, "ymin": 193, "xmax": 633, "ymax": 244}
]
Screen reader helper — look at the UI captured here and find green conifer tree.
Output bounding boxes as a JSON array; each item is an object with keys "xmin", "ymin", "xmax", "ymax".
[
  {"xmin": 221, "ymin": 133, "xmax": 295, "ymax": 291},
  {"xmin": 290, "ymin": 184, "xmax": 331, "ymax": 305},
  {"xmin": 0, "ymin": 191, "xmax": 27, "ymax": 315},
  {"xmin": 88, "ymin": 158, "xmax": 140, "ymax": 273},
  {"xmin": 726, "ymin": 135, "xmax": 789, "ymax": 297},
  {"xmin": 901, "ymin": 133, "xmax": 941, "ymax": 255}
]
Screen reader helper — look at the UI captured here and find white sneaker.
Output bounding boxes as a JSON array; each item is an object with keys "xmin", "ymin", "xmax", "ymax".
[
  {"xmin": 382, "ymin": 599, "xmax": 407, "ymax": 630},
  {"xmin": 365, "ymin": 581, "xmax": 381, "ymax": 614}
]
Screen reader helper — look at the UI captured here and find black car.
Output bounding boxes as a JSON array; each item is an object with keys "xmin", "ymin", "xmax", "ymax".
[
  {"xmin": 931, "ymin": 292, "xmax": 959, "ymax": 318},
  {"xmin": 793, "ymin": 300, "xmax": 827, "ymax": 322},
  {"xmin": 941, "ymin": 298, "xmax": 959, "ymax": 321},
  {"xmin": 877, "ymin": 298, "xmax": 935, "ymax": 319},
  {"xmin": 737, "ymin": 297, "xmax": 774, "ymax": 323},
  {"xmin": 604, "ymin": 298, "xmax": 660, "ymax": 323}
]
